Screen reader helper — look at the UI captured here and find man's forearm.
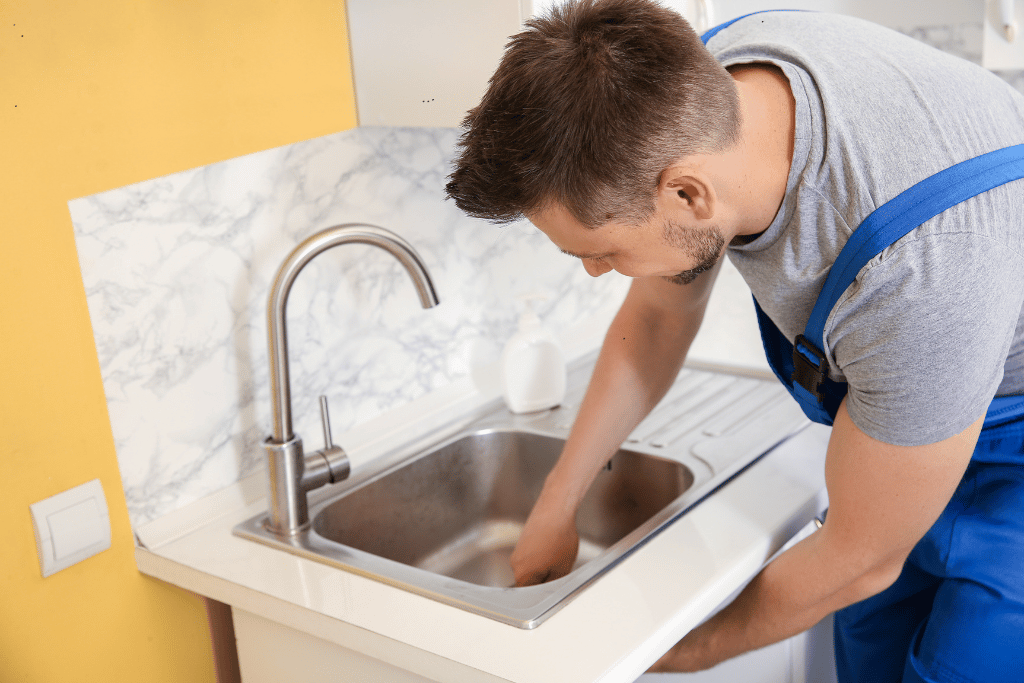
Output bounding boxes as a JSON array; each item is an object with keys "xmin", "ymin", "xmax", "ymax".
[
  {"xmin": 658, "ymin": 523, "xmax": 902, "ymax": 672},
  {"xmin": 541, "ymin": 275, "xmax": 713, "ymax": 509},
  {"xmin": 652, "ymin": 402, "xmax": 982, "ymax": 673},
  {"xmin": 511, "ymin": 270, "xmax": 721, "ymax": 586}
]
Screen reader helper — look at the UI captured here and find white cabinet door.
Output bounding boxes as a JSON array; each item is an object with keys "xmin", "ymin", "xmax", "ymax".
[{"xmin": 346, "ymin": 0, "xmax": 525, "ymax": 128}]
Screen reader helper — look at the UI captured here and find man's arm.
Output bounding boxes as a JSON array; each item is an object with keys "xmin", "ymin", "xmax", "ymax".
[
  {"xmin": 511, "ymin": 265, "xmax": 721, "ymax": 586},
  {"xmin": 650, "ymin": 399, "xmax": 983, "ymax": 672}
]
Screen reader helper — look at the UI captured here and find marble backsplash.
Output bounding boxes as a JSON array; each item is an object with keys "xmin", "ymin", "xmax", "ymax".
[{"xmin": 70, "ymin": 127, "xmax": 630, "ymax": 529}]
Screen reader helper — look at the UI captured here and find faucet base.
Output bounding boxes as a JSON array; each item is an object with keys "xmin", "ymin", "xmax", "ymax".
[{"xmin": 264, "ymin": 436, "xmax": 308, "ymax": 535}]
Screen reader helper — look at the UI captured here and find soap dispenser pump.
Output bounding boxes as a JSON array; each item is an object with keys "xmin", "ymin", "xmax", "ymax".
[{"xmin": 500, "ymin": 295, "xmax": 567, "ymax": 413}]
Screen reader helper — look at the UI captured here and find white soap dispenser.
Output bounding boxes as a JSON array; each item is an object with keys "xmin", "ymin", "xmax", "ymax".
[{"xmin": 501, "ymin": 295, "xmax": 567, "ymax": 413}]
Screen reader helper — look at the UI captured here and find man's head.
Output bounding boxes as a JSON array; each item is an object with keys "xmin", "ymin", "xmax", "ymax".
[{"xmin": 445, "ymin": 0, "xmax": 740, "ymax": 230}]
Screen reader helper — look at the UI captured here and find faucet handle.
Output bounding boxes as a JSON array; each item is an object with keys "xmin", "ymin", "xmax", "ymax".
[
  {"xmin": 319, "ymin": 395, "xmax": 335, "ymax": 451},
  {"xmin": 300, "ymin": 395, "xmax": 351, "ymax": 489}
]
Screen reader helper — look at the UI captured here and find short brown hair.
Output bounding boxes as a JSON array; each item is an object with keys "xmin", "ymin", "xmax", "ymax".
[{"xmin": 445, "ymin": 0, "xmax": 740, "ymax": 227}]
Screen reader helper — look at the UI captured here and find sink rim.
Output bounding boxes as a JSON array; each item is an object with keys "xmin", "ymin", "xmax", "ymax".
[{"xmin": 234, "ymin": 424, "xmax": 709, "ymax": 629}]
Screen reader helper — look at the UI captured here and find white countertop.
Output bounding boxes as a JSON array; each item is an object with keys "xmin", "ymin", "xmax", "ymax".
[{"xmin": 135, "ymin": 389, "xmax": 828, "ymax": 682}]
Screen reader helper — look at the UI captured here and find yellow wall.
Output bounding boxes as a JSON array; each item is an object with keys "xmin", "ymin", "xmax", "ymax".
[{"xmin": 0, "ymin": 1, "xmax": 357, "ymax": 680}]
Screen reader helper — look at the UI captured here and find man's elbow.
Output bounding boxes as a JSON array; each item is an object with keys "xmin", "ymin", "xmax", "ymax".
[{"xmin": 844, "ymin": 555, "xmax": 908, "ymax": 606}]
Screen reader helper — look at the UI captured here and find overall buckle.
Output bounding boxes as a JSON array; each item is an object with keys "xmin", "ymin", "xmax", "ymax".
[{"xmin": 792, "ymin": 335, "xmax": 829, "ymax": 402}]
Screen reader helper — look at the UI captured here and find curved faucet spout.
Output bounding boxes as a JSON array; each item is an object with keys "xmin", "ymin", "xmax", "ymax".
[
  {"xmin": 267, "ymin": 224, "xmax": 440, "ymax": 443},
  {"xmin": 264, "ymin": 224, "xmax": 440, "ymax": 535}
]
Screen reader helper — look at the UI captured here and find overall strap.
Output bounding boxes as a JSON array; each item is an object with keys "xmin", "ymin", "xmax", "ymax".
[{"xmin": 794, "ymin": 145, "xmax": 1024, "ymax": 407}]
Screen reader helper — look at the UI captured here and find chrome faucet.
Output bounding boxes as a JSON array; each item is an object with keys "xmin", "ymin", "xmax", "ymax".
[{"xmin": 263, "ymin": 224, "xmax": 440, "ymax": 535}]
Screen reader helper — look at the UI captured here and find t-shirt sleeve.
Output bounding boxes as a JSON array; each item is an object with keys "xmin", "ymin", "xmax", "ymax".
[{"xmin": 826, "ymin": 230, "xmax": 1024, "ymax": 446}]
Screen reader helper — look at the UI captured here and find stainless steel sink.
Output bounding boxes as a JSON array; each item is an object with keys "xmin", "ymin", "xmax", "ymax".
[
  {"xmin": 234, "ymin": 357, "xmax": 809, "ymax": 628},
  {"xmin": 312, "ymin": 430, "xmax": 693, "ymax": 588}
]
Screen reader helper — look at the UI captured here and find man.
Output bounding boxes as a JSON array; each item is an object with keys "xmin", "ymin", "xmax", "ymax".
[{"xmin": 445, "ymin": 2, "xmax": 1024, "ymax": 681}]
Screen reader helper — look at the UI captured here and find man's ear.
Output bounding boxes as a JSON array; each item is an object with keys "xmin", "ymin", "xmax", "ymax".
[{"xmin": 659, "ymin": 167, "xmax": 715, "ymax": 220}]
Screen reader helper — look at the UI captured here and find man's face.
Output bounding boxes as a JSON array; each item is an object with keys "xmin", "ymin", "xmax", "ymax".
[{"xmin": 528, "ymin": 203, "xmax": 726, "ymax": 285}]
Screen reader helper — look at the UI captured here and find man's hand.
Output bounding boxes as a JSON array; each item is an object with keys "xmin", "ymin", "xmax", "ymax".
[
  {"xmin": 511, "ymin": 497, "xmax": 579, "ymax": 587},
  {"xmin": 648, "ymin": 634, "xmax": 705, "ymax": 673},
  {"xmin": 508, "ymin": 273, "xmax": 721, "ymax": 588}
]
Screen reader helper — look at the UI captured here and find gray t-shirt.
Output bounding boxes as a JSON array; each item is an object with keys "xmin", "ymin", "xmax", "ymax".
[{"xmin": 708, "ymin": 12, "xmax": 1024, "ymax": 446}]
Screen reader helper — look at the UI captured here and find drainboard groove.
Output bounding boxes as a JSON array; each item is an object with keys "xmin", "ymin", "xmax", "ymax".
[
  {"xmin": 627, "ymin": 370, "xmax": 718, "ymax": 443},
  {"xmin": 700, "ymin": 383, "xmax": 789, "ymax": 437},
  {"xmin": 646, "ymin": 374, "xmax": 741, "ymax": 447}
]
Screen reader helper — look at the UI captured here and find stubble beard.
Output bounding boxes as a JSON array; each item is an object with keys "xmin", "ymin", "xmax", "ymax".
[{"xmin": 660, "ymin": 219, "xmax": 727, "ymax": 286}]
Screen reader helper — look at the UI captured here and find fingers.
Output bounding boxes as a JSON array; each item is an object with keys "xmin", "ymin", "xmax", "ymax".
[
  {"xmin": 514, "ymin": 569, "xmax": 551, "ymax": 588},
  {"xmin": 647, "ymin": 648, "xmax": 676, "ymax": 673},
  {"xmin": 512, "ymin": 549, "xmax": 577, "ymax": 587},
  {"xmin": 509, "ymin": 512, "xmax": 581, "ymax": 587},
  {"xmin": 510, "ymin": 548, "xmax": 572, "ymax": 587}
]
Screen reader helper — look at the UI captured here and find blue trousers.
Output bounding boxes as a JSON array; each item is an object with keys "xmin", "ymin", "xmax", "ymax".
[{"xmin": 834, "ymin": 418, "xmax": 1024, "ymax": 682}]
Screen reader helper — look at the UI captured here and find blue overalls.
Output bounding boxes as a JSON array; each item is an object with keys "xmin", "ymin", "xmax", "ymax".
[{"xmin": 703, "ymin": 14, "xmax": 1024, "ymax": 683}]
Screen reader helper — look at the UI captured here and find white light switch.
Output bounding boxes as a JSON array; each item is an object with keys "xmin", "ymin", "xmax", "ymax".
[{"xmin": 30, "ymin": 479, "xmax": 111, "ymax": 577}]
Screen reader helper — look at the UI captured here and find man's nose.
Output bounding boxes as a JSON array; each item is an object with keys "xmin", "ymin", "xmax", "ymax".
[{"xmin": 582, "ymin": 258, "xmax": 612, "ymax": 277}]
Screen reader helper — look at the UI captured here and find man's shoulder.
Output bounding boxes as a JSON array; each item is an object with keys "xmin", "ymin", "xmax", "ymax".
[{"xmin": 706, "ymin": 11, "xmax": 915, "ymax": 58}]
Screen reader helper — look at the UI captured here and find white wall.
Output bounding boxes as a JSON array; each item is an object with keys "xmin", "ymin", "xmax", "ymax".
[
  {"xmin": 710, "ymin": 0, "xmax": 982, "ymax": 28},
  {"xmin": 532, "ymin": 0, "xmax": 985, "ymax": 29}
]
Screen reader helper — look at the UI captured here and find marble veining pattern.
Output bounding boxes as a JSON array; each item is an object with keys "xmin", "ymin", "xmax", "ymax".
[{"xmin": 70, "ymin": 127, "xmax": 629, "ymax": 528}]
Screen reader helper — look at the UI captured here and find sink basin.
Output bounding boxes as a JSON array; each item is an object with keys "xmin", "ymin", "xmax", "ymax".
[
  {"xmin": 234, "ymin": 360, "xmax": 809, "ymax": 627},
  {"xmin": 312, "ymin": 430, "xmax": 693, "ymax": 589}
]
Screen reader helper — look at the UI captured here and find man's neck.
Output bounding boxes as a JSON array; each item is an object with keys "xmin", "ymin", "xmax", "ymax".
[{"xmin": 714, "ymin": 63, "xmax": 797, "ymax": 241}]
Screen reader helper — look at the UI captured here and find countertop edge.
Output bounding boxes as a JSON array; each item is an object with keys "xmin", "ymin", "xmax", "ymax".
[{"xmin": 135, "ymin": 547, "xmax": 513, "ymax": 683}]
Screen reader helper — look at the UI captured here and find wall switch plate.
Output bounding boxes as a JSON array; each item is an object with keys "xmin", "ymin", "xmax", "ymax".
[{"xmin": 30, "ymin": 479, "xmax": 111, "ymax": 577}]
